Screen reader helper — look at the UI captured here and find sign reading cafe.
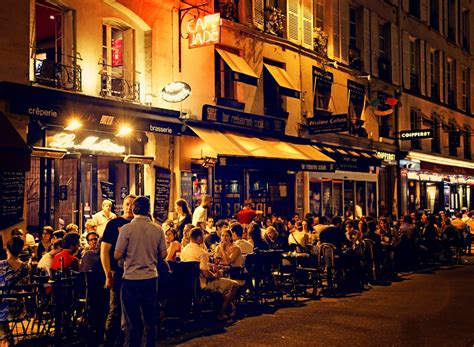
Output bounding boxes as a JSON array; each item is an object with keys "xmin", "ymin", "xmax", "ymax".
[
  {"xmin": 49, "ymin": 132, "xmax": 126, "ymax": 154},
  {"xmin": 187, "ymin": 13, "xmax": 221, "ymax": 49}
]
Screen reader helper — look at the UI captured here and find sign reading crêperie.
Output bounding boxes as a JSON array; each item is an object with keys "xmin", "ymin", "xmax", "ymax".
[
  {"xmin": 399, "ymin": 129, "xmax": 433, "ymax": 140},
  {"xmin": 187, "ymin": 13, "xmax": 221, "ymax": 48}
]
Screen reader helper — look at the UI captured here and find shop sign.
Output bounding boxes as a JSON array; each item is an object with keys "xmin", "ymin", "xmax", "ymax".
[
  {"xmin": 420, "ymin": 161, "xmax": 474, "ymax": 177},
  {"xmin": 399, "ymin": 129, "xmax": 433, "ymax": 139},
  {"xmin": 48, "ymin": 132, "xmax": 126, "ymax": 154},
  {"xmin": 299, "ymin": 162, "xmax": 335, "ymax": 172},
  {"xmin": 376, "ymin": 151, "xmax": 396, "ymax": 161},
  {"xmin": 202, "ymin": 104, "xmax": 286, "ymax": 135},
  {"xmin": 307, "ymin": 114, "xmax": 348, "ymax": 134},
  {"xmin": 187, "ymin": 13, "xmax": 221, "ymax": 49}
]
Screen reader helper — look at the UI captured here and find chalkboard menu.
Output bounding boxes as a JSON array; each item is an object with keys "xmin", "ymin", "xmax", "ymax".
[
  {"xmin": 0, "ymin": 171, "xmax": 25, "ymax": 229},
  {"xmin": 154, "ymin": 167, "xmax": 171, "ymax": 223},
  {"xmin": 100, "ymin": 181, "xmax": 115, "ymax": 203},
  {"xmin": 180, "ymin": 171, "xmax": 193, "ymax": 211}
]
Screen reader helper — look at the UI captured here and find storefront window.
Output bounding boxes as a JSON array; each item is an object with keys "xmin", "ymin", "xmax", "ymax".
[
  {"xmin": 310, "ymin": 178, "xmax": 322, "ymax": 216},
  {"xmin": 355, "ymin": 181, "xmax": 366, "ymax": 218},
  {"xmin": 322, "ymin": 180, "xmax": 332, "ymax": 217},
  {"xmin": 333, "ymin": 180, "xmax": 343, "ymax": 217},
  {"xmin": 367, "ymin": 182, "xmax": 377, "ymax": 217},
  {"xmin": 344, "ymin": 180, "xmax": 355, "ymax": 219}
]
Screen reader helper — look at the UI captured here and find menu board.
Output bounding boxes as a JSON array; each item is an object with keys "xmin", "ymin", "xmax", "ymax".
[
  {"xmin": 154, "ymin": 167, "xmax": 171, "ymax": 223},
  {"xmin": 100, "ymin": 181, "xmax": 115, "ymax": 203},
  {"xmin": 0, "ymin": 171, "xmax": 25, "ymax": 229},
  {"xmin": 180, "ymin": 171, "xmax": 193, "ymax": 211}
]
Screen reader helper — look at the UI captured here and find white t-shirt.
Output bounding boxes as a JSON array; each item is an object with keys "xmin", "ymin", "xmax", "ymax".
[
  {"xmin": 38, "ymin": 253, "xmax": 54, "ymax": 276},
  {"xmin": 180, "ymin": 242, "xmax": 210, "ymax": 288},
  {"xmin": 192, "ymin": 206, "xmax": 207, "ymax": 227},
  {"xmin": 234, "ymin": 239, "xmax": 254, "ymax": 255},
  {"xmin": 289, "ymin": 231, "xmax": 308, "ymax": 251}
]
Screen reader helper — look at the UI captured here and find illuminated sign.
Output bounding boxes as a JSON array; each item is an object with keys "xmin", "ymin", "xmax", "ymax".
[
  {"xmin": 161, "ymin": 81, "xmax": 191, "ymax": 103},
  {"xmin": 187, "ymin": 13, "xmax": 221, "ymax": 48},
  {"xmin": 49, "ymin": 133, "xmax": 126, "ymax": 154},
  {"xmin": 376, "ymin": 151, "xmax": 396, "ymax": 161},
  {"xmin": 400, "ymin": 129, "xmax": 433, "ymax": 139}
]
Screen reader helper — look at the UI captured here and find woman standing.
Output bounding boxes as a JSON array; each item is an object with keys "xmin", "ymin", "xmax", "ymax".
[{"xmin": 175, "ymin": 199, "xmax": 192, "ymax": 241}]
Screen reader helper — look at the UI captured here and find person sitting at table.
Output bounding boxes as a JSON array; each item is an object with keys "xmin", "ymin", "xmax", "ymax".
[
  {"xmin": 231, "ymin": 223, "xmax": 254, "ymax": 256},
  {"xmin": 205, "ymin": 219, "xmax": 228, "ymax": 251},
  {"xmin": 248, "ymin": 222, "xmax": 270, "ymax": 251},
  {"xmin": 215, "ymin": 229, "xmax": 243, "ymax": 268},
  {"xmin": 0, "ymin": 236, "xmax": 30, "ymax": 343},
  {"xmin": 264, "ymin": 226, "xmax": 289, "ymax": 251},
  {"xmin": 181, "ymin": 224, "xmax": 194, "ymax": 249},
  {"xmin": 345, "ymin": 220, "xmax": 363, "ymax": 246},
  {"xmin": 38, "ymin": 239, "xmax": 64, "ymax": 277},
  {"xmin": 165, "ymin": 228, "xmax": 181, "ymax": 262},
  {"xmin": 289, "ymin": 221, "xmax": 309, "ymax": 253},
  {"xmin": 35, "ymin": 225, "xmax": 54, "ymax": 260},
  {"xmin": 180, "ymin": 228, "xmax": 239, "ymax": 321}
]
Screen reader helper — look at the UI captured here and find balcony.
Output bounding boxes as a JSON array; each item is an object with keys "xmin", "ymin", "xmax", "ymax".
[
  {"xmin": 99, "ymin": 65, "xmax": 140, "ymax": 103},
  {"xmin": 215, "ymin": 0, "xmax": 239, "ymax": 23},
  {"xmin": 378, "ymin": 56, "xmax": 390, "ymax": 82},
  {"xmin": 264, "ymin": 6, "xmax": 285, "ymax": 38},
  {"xmin": 349, "ymin": 47, "xmax": 362, "ymax": 70},
  {"xmin": 32, "ymin": 54, "xmax": 82, "ymax": 92}
]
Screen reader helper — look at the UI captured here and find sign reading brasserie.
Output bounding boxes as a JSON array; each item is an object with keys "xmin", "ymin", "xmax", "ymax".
[
  {"xmin": 48, "ymin": 132, "xmax": 126, "ymax": 154},
  {"xmin": 399, "ymin": 129, "xmax": 433, "ymax": 140},
  {"xmin": 307, "ymin": 114, "xmax": 348, "ymax": 134},
  {"xmin": 202, "ymin": 105, "xmax": 286, "ymax": 135},
  {"xmin": 188, "ymin": 13, "xmax": 221, "ymax": 49}
]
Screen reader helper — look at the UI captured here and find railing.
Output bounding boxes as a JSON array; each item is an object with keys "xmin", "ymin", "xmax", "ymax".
[
  {"xmin": 215, "ymin": 0, "xmax": 239, "ymax": 22},
  {"xmin": 98, "ymin": 63, "xmax": 140, "ymax": 102},
  {"xmin": 32, "ymin": 53, "xmax": 82, "ymax": 91}
]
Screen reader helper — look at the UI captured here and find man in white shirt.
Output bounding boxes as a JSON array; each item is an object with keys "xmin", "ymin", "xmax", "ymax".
[
  {"xmin": 93, "ymin": 199, "xmax": 117, "ymax": 237},
  {"xmin": 288, "ymin": 221, "xmax": 309, "ymax": 253},
  {"xmin": 231, "ymin": 223, "xmax": 253, "ymax": 256},
  {"xmin": 180, "ymin": 227, "xmax": 239, "ymax": 321},
  {"xmin": 192, "ymin": 194, "xmax": 212, "ymax": 228}
]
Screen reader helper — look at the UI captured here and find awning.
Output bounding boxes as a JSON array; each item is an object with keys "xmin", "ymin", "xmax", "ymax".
[
  {"xmin": 0, "ymin": 111, "xmax": 31, "ymax": 171},
  {"xmin": 189, "ymin": 126, "xmax": 334, "ymax": 172},
  {"xmin": 408, "ymin": 151, "xmax": 474, "ymax": 176},
  {"xmin": 314, "ymin": 144, "xmax": 381, "ymax": 172},
  {"xmin": 216, "ymin": 48, "xmax": 258, "ymax": 85},
  {"xmin": 264, "ymin": 64, "xmax": 300, "ymax": 99}
]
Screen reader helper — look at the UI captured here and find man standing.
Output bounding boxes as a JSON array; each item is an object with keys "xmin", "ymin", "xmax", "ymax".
[
  {"xmin": 94, "ymin": 200, "xmax": 117, "ymax": 237},
  {"xmin": 236, "ymin": 200, "xmax": 258, "ymax": 225},
  {"xmin": 101, "ymin": 194, "xmax": 136, "ymax": 347},
  {"xmin": 114, "ymin": 196, "xmax": 167, "ymax": 347},
  {"xmin": 192, "ymin": 194, "xmax": 212, "ymax": 228}
]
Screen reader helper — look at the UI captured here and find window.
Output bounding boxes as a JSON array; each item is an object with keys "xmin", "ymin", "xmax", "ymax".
[
  {"xmin": 464, "ymin": 129, "xmax": 472, "ymax": 159},
  {"xmin": 214, "ymin": 0, "xmax": 239, "ymax": 22},
  {"xmin": 101, "ymin": 24, "xmax": 137, "ymax": 101},
  {"xmin": 349, "ymin": 7, "xmax": 357, "ymax": 49},
  {"xmin": 449, "ymin": 125, "xmax": 460, "ymax": 156},
  {"xmin": 461, "ymin": 66, "xmax": 469, "ymax": 112},
  {"xmin": 430, "ymin": 50, "xmax": 440, "ymax": 101},
  {"xmin": 447, "ymin": 58, "xmax": 456, "ymax": 107},
  {"xmin": 409, "ymin": 40, "xmax": 420, "ymax": 92},
  {"xmin": 333, "ymin": 0, "xmax": 340, "ymax": 59},
  {"xmin": 378, "ymin": 23, "xmax": 390, "ymax": 82},
  {"xmin": 263, "ymin": 60, "xmax": 285, "ymax": 117},
  {"xmin": 313, "ymin": 67, "xmax": 332, "ymax": 112},
  {"xmin": 430, "ymin": 0, "xmax": 439, "ymax": 29},
  {"xmin": 410, "ymin": 109, "xmax": 422, "ymax": 149},
  {"xmin": 314, "ymin": 0, "xmax": 324, "ymax": 29},
  {"xmin": 409, "ymin": 0, "xmax": 420, "ymax": 18},
  {"xmin": 461, "ymin": 9, "xmax": 470, "ymax": 50},
  {"xmin": 215, "ymin": 52, "xmax": 235, "ymax": 100},
  {"xmin": 447, "ymin": 0, "xmax": 456, "ymax": 42},
  {"xmin": 33, "ymin": 1, "xmax": 79, "ymax": 90},
  {"xmin": 348, "ymin": 80, "xmax": 367, "ymax": 137},
  {"xmin": 431, "ymin": 117, "xmax": 441, "ymax": 153}
]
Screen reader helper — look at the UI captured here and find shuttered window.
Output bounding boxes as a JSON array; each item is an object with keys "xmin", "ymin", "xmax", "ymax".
[
  {"xmin": 287, "ymin": 0, "xmax": 300, "ymax": 42},
  {"xmin": 302, "ymin": 0, "xmax": 313, "ymax": 48}
]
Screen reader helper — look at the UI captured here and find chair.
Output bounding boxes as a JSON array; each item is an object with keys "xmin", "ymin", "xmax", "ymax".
[
  {"xmin": 362, "ymin": 239, "xmax": 378, "ymax": 282},
  {"xmin": 318, "ymin": 243, "xmax": 340, "ymax": 291}
]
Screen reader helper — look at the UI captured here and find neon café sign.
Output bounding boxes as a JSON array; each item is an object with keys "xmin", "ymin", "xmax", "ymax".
[
  {"xmin": 187, "ymin": 13, "xmax": 221, "ymax": 48},
  {"xmin": 50, "ymin": 133, "xmax": 126, "ymax": 154}
]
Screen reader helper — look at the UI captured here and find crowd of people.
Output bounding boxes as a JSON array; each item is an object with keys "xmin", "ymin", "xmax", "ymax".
[{"xmin": 0, "ymin": 193, "xmax": 473, "ymax": 346}]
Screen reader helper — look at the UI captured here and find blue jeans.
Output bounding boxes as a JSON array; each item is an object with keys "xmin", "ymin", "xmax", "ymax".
[{"xmin": 121, "ymin": 278, "xmax": 158, "ymax": 347}]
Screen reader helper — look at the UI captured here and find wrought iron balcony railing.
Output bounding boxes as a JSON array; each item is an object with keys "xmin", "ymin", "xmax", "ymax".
[
  {"xmin": 99, "ymin": 64, "xmax": 140, "ymax": 103},
  {"xmin": 215, "ymin": 0, "xmax": 239, "ymax": 22},
  {"xmin": 32, "ymin": 54, "xmax": 82, "ymax": 91}
]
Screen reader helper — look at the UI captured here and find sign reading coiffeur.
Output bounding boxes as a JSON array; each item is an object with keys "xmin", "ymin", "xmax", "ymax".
[{"xmin": 187, "ymin": 13, "xmax": 221, "ymax": 48}]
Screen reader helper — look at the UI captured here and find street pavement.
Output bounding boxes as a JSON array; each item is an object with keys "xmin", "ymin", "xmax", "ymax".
[{"xmin": 174, "ymin": 257, "xmax": 474, "ymax": 347}]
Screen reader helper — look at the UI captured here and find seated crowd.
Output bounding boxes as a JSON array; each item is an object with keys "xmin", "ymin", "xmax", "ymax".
[{"xmin": 0, "ymin": 195, "xmax": 473, "ymax": 345}]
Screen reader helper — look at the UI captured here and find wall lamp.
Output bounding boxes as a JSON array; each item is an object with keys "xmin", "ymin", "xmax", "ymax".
[
  {"xmin": 64, "ymin": 119, "xmax": 82, "ymax": 131},
  {"xmin": 116, "ymin": 125, "xmax": 133, "ymax": 137},
  {"xmin": 356, "ymin": 74, "xmax": 371, "ymax": 81}
]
